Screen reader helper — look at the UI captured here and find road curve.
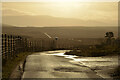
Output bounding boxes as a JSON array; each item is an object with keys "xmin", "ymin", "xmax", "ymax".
[{"xmin": 22, "ymin": 50, "xmax": 103, "ymax": 78}]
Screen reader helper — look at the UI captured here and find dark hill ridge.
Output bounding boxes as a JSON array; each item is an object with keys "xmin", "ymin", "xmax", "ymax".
[{"xmin": 2, "ymin": 25, "xmax": 118, "ymax": 39}]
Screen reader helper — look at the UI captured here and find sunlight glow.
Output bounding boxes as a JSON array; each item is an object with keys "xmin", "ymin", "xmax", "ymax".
[
  {"xmin": 2, "ymin": 2, "xmax": 118, "ymax": 26},
  {"xmin": 32, "ymin": 2, "xmax": 87, "ymax": 18},
  {"xmin": 44, "ymin": 0, "xmax": 90, "ymax": 2},
  {"xmin": 2, "ymin": 0, "xmax": 119, "ymax": 2}
]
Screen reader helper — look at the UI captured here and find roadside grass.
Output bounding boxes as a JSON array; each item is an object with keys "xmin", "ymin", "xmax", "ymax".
[
  {"xmin": 65, "ymin": 45, "xmax": 119, "ymax": 57},
  {"xmin": 2, "ymin": 52, "xmax": 32, "ymax": 79},
  {"xmin": 111, "ymin": 66, "xmax": 120, "ymax": 79},
  {"xmin": 65, "ymin": 44, "xmax": 120, "ymax": 79}
]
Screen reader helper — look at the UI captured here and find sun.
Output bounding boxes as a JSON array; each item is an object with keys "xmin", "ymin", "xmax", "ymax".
[
  {"xmin": 43, "ymin": 2, "xmax": 84, "ymax": 18},
  {"xmin": 30, "ymin": 1, "xmax": 88, "ymax": 18}
]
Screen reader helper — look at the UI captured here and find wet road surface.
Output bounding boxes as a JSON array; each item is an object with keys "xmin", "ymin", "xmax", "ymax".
[{"xmin": 22, "ymin": 50, "xmax": 118, "ymax": 79}]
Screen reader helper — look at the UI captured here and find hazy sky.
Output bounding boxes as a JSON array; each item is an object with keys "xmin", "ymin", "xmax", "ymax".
[{"xmin": 2, "ymin": 2, "xmax": 118, "ymax": 27}]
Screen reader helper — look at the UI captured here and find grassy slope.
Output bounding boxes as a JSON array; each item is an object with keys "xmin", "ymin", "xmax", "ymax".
[
  {"xmin": 2, "ymin": 26, "xmax": 118, "ymax": 39},
  {"xmin": 65, "ymin": 45, "xmax": 119, "ymax": 57},
  {"xmin": 65, "ymin": 44, "xmax": 120, "ymax": 78},
  {"xmin": 2, "ymin": 52, "xmax": 32, "ymax": 79}
]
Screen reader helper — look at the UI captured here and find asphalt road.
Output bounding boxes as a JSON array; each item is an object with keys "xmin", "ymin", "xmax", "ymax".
[{"xmin": 22, "ymin": 50, "xmax": 118, "ymax": 79}]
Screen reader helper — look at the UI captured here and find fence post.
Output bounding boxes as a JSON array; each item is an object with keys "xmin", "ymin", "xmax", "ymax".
[
  {"xmin": 8, "ymin": 35, "xmax": 10, "ymax": 58},
  {"xmin": 10, "ymin": 35, "xmax": 13, "ymax": 57},
  {"xmin": 2, "ymin": 34, "xmax": 5, "ymax": 59},
  {"xmin": 13, "ymin": 36, "xmax": 16, "ymax": 57},
  {"xmin": 4, "ymin": 34, "xmax": 8, "ymax": 59}
]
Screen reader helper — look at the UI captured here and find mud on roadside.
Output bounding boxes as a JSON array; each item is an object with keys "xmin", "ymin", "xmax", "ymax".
[{"xmin": 9, "ymin": 57, "xmax": 26, "ymax": 80}]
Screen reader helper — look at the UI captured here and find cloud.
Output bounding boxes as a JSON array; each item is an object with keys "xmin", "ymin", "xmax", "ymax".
[
  {"xmin": 2, "ymin": 8, "xmax": 35, "ymax": 16},
  {"xmin": 2, "ymin": 2, "xmax": 118, "ymax": 27}
]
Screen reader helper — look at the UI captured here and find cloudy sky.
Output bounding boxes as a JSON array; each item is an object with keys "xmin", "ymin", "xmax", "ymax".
[{"xmin": 2, "ymin": 2, "xmax": 118, "ymax": 27}]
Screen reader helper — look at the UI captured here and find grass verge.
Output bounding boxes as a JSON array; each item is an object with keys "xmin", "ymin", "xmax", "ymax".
[
  {"xmin": 111, "ymin": 66, "xmax": 120, "ymax": 79},
  {"xmin": 65, "ymin": 45, "xmax": 119, "ymax": 57},
  {"xmin": 2, "ymin": 52, "xmax": 33, "ymax": 79}
]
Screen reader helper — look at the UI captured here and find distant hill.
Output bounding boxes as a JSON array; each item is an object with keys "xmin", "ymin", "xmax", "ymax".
[
  {"xmin": 2, "ymin": 25, "xmax": 118, "ymax": 39},
  {"xmin": 2, "ymin": 15, "xmax": 115, "ymax": 27},
  {"xmin": 2, "ymin": 24, "xmax": 16, "ymax": 27}
]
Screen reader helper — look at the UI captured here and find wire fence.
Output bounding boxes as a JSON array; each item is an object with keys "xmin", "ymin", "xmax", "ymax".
[
  {"xmin": 2, "ymin": 34, "xmax": 104, "ymax": 60},
  {"xmin": 2, "ymin": 34, "xmax": 61, "ymax": 60},
  {"xmin": 2, "ymin": 34, "xmax": 28, "ymax": 59}
]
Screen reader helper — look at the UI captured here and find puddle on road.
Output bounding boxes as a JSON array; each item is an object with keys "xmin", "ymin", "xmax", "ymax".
[
  {"xmin": 46, "ymin": 50, "xmax": 118, "ymax": 71},
  {"xmin": 47, "ymin": 51, "xmax": 118, "ymax": 66},
  {"xmin": 48, "ymin": 52, "xmax": 118, "ymax": 62},
  {"xmin": 46, "ymin": 50, "xmax": 118, "ymax": 78},
  {"xmin": 54, "ymin": 67, "xmax": 82, "ymax": 72},
  {"xmin": 54, "ymin": 66, "xmax": 94, "ymax": 73}
]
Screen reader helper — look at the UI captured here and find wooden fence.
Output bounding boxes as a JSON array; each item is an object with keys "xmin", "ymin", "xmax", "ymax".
[
  {"xmin": 2, "ymin": 34, "xmax": 58, "ymax": 59},
  {"xmin": 2, "ymin": 34, "xmax": 28, "ymax": 59},
  {"xmin": 2, "ymin": 34, "xmax": 105, "ymax": 59}
]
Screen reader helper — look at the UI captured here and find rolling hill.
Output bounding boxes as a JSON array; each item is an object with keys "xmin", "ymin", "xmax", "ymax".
[{"xmin": 2, "ymin": 24, "xmax": 118, "ymax": 39}]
